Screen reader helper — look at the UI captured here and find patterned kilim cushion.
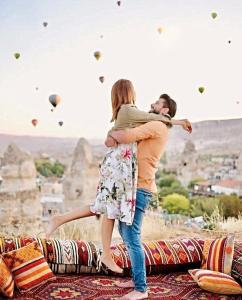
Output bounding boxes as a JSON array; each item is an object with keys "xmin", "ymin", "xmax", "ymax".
[
  {"xmin": 111, "ymin": 238, "xmax": 204, "ymax": 275},
  {"xmin": 0, "ymin": 256, "xmax": 14, "ymax": 298},
  {"xmin": 0, "ymin": 237, "xmax": 99, "ymax": 272},
  {"xmin": 201, "ymin": 235, "xmax": 235, "ymax": 274},
  {"xmin": 2, "ymin": 241, "xmax": 55, "ymax": 291},
  {"xmin": 232, "ymin": 241, "xmax": 242, "ymax": 284},
  {"xmin": 189, "ymin": 269, "xmax": 242, "ymax": 295}
]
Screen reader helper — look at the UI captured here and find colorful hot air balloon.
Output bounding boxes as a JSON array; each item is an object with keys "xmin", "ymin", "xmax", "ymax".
[
  {"xmin": 14, "ymin": 53, "xmax": 20, "ymax": 59},
  {"xmin": 58, "ymin": 121, "xmax": 63, "ymax": 127},
  {"xmin": 49, "ymin": 94, "xmax": 61, "ymax": 108},
  {"xmin": 43, "ymin": 22, "xmax": 48, "ymax": 27},
  {"xmin": 31, "ymin": 119, "xmax": 38, "ymax": 127},
  {"xmin": 117, "ymin": 1, "xmax": 121, "ymax": 6},
  {"xmin": 94, "ymin": 51, "xmax": 101, "ymax": 60},
  {"xmin": 99, "ymin": 76, "xmax": 105, "ymax": 83},
  {"xmin": 211, "ymin": 12, "xmax": 217, "ymax": 19},
  {"xmin": 198, "ymin": 87, "xmax": 205, "ymax": 94},
  {"xmin": 157, "ymin": 27, "xmax": 163, "ymax": 34}
]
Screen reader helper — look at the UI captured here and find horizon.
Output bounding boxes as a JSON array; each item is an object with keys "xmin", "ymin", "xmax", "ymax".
[
  {"xmin": 1, "ymin": 0, "xmax": 242, "ymax": 139},
  {"xmin": 0, "ymin": 116, "xmax": 242, "ymax": 140}
]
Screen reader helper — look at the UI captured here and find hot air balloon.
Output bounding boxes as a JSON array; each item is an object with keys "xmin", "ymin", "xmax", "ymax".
[
  {"xmin": 51, "ymin": 108, "xmax": 54, "ymax": 112},
  {"xmin": 14, "ymin": 53, "xmax": 20, "ymax": 59},
  {"xmin": 198, "ymin": 87, "xmax": 205, "ymax": 94},
  {"xmin": 211, "ymin": 12, "xmax": 217, "ymax": 19},
  {"xmin": 236, "ymin": 101, "xmax": 240, "ymax": 105},
  {"xmin": 94, "ymin": 51, "xmax": 101, "ymax": 61},
  {"xmin": 117, "ymin": 1, "xmax": 121, "ymax": 6},
  {"xmin": 49, "ymin": 94, "xmax": 61, "ymax": 108},
  {"xmin": 100, "ymin": 34, "xmax": 104, "ymax": 39},
  {"xmin": 157, "ymin": 27, "xmax": 163, "ymax": 34},
  {"xmin": 99, "ymin": 76, "xmax": 105, "ymax": 83},
  {"xmin": 35, "ymin": 87, "xmax": 39, "ymax": 91},
  {"xmin": 31, "ymin": 119, "xmax": 38, "ymax": 127},
  {"xmin": 228, "ymin": 40, "xmax": 231, "ymax": 44},
  {"xmin": 58, "ymin": 121, "xmax": 63, "ymax": 127},
  {"xmin": 43, "ymin": 22, "xmax": 48, "ymax": 27}
]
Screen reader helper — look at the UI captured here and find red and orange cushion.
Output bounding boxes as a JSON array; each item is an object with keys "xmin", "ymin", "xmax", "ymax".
[
  {"xmin": 189, "ymin": 269, "xmax": 242, "ymax": 295},
  {"xmin": 2, "ymin": 241, "xmax": 55, "ymax": 291},
  {"xmin": 201, "ymin": 235, "xmax": 234, "ymax": 274},
  {"xmin": 0, "ymin": 256, "xmax": 14, "ymax": 298}
]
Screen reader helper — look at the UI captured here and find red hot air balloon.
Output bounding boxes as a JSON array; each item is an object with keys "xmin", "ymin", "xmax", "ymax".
[{"xmin": 31, "ymin": 119, "xmax": 38, "ymax": 127}]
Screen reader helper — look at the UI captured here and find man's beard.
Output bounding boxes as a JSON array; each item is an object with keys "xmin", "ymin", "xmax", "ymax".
[{"xmin": 149, "ymin": 108, "xmax": 158, "ymax": 114}]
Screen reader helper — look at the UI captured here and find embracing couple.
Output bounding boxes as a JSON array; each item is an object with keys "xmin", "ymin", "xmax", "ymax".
[{"xmin": 46, "ymin": 79, "xmax": 192, "ymax": 300}]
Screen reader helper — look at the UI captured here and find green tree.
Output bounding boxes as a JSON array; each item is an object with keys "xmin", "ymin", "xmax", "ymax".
[
  {"xmin": 35, "ymin": 159, "xmax": 65, "ymax": 178},
  {"xmin": 162, "ymin": 193, "xmax": 190, "ymax": 215},
  {"xmin": 188, "ymin": 177, "xmax": 205, "ymax": 189},
  {"xmin": 218, "ymin": 195, "xmax": 242, "ymax": 219},
  {"xmin": 190, "ymin": 197, "xmax": 220, "ymax": 217},
  {"xmin": 52, "ymin": 161, "xmax": 65, "ymax": 177}
]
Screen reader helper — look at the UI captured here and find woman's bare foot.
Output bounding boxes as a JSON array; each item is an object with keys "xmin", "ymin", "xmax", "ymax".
[
  {"xmin": 100, "ymin": 254, "xmax": 123, "ymax": 274},
  {"xmin": 115, "ymin": 280, "xmax": 135, "ymax": 288},
  {"xmin": 118, "ymin": 290, "xmax": 148, "ymax": 300},
  {"xmin": 45, "ymin": 215, "xmax": 62, "ymax": 239}
]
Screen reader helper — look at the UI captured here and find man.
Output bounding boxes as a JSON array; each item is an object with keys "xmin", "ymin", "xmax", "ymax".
[{"xmin": 106, "ymin": 94, "xmax": 192, "ymax": 300}]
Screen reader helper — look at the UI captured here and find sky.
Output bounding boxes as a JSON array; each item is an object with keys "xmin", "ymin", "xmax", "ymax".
[{"xmin": 0, "ymin": 0, "xmax": 242, "ymax": 139}]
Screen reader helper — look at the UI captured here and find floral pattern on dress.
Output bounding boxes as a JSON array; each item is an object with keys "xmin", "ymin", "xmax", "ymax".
[{"xmin": 90, "ymin": 143, "xmax": 137, "ymax": 225}]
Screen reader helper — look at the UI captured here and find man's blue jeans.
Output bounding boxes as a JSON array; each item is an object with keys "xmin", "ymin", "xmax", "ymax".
[{"xmin": 118, "ymin": 188, "xmax": 152, "ymax": 292}]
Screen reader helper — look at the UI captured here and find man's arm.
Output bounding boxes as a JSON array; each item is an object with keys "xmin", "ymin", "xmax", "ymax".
[{"xmin": 109, "ymin": 121, "xmax": 165, "ymax": 145}]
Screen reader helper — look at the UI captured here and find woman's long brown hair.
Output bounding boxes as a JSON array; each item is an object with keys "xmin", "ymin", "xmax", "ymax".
[{"xmin": 111, "ymin": 79, "xmax": 136, "ymax": 122}]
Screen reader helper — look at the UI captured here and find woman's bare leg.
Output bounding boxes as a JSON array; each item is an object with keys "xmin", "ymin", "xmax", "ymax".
[
  {"xmin": 45, "ymin": 205, "xmax": 96, "ymax": 239},
  {"xmin": 100, "ymin": 216, "xmax": 123, "ymax": 273}
]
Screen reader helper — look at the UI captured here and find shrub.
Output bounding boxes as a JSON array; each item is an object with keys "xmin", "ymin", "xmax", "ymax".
[
  {"xmin": 162, "ymin": 193, "xmax": 190, "ymax": 215},
  {"xmin": 218, "ymin": 195, "xmax": 242, "ymax": 219},
  {"xmin": 190, "ymin": 197, "xmax": 220, "ymax": 217}
]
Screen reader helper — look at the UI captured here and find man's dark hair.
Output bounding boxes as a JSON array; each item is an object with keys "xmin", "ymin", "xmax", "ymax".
[{"xmin": 159, "ymin": 94, "xmax": 177, "ymax": 118}]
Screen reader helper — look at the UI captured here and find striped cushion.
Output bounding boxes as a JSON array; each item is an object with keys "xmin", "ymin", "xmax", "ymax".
[
  {"xmin": 0, "ymin": 256, "xmax": 14, "ymax": 298},
  {"xmin": 232, "ymin": 241, "xmax": 242, "ymax": 284},
  {"xmin": 111, "ymin": 238, "xmax": 204, "ymax": 275},
  {"xmin": 0, "ymin": 237, "xmax": 98, "ymax": 268},
  {"xmin": 188, "ymin": 269, "xmax": 242, "ymax": 295},
  {"xmin": 2, "ymin": 241, "xmax": 55, "ymax": 291},
  {"xmin": 201, "ymin": 235, "xmax": 234, "ymax": 274}
]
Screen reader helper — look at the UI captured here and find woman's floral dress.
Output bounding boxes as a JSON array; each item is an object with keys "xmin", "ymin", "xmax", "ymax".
[{"xmin": 90, "ymin": 143, "xmax": 137, "ymax": 225}]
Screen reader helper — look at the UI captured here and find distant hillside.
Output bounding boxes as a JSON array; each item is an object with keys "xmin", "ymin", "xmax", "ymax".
[
  {"xmin": 0, "ymin": 118, "xmax": 241, "ymax": 159},
  {"xmin": 166, "ymin": 118, "xmax": 242, "ymax": 155}
]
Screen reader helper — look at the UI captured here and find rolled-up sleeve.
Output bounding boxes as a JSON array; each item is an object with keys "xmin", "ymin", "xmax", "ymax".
[{"xmin": 109, "ymin": 121, "xmax": 165, "ymax": 144}]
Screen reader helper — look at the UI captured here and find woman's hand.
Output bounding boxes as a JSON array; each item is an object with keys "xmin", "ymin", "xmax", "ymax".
[
  {"xmin": 180, "ymin": 119, "xmax": 192, "ymax": 133},
  {"xmin": 105, "ymin": 135, "xmax": 118, "ymax": 147},
  {"xmin": 171, "ymin": 119, "xmax": 192, "ymax": 133}
]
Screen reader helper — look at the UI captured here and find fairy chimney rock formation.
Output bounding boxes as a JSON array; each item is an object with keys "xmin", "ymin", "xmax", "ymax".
[
  {"xmin": 0, "ymin": 143, "xmax": 37, "ymax": 191},
  {"xmin": 0, "ymin": 143, "xmax": 42, "ymax": 235},
  {"xmin": 63, "ymin": 138, "xmax": 100, "ymax": 208}
]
